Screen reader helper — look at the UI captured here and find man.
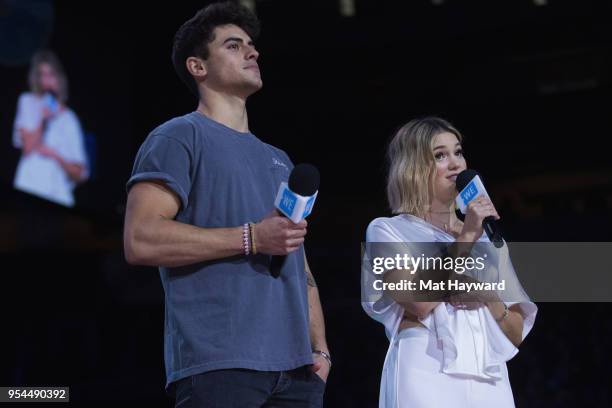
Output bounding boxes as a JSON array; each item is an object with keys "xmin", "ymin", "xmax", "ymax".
[{"xmin": 123, "ymin": 2, "xmax": 330, "ymax": 407}]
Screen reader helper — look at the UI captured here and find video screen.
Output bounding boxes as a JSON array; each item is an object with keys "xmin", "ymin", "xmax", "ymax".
[{"xmin": 11, "ymin": 51, "xmax": 89, "ymax": 208}]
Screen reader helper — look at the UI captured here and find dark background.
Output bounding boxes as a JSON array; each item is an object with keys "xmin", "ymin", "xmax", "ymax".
[{"xmin": 1, "ymin": 0, "xmax": 611, "ymax": 406}]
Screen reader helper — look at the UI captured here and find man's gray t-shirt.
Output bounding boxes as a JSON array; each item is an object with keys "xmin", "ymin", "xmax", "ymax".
[{"xmin": 127, "ymin": 112, "xmax": 312, "ymax": 387}]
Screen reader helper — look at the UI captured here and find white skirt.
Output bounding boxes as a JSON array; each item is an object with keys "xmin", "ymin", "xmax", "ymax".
[{"xmin": 380, "ymin": 326, "xmax": 516, "ymax": 408}]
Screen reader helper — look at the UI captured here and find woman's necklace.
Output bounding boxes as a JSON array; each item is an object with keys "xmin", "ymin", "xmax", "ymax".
[{"xmin": 426, "ymin": 211, "xmax": 452, "ymax": 233}]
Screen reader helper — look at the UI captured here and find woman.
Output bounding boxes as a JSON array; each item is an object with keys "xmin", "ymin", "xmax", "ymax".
[
  {"xmin": 12, "ymin": 49, "xmax": 88, "ymax": 207},
  {"xmin": 362, "ymin": 117, "xmax": 537, "ymax": 407}
]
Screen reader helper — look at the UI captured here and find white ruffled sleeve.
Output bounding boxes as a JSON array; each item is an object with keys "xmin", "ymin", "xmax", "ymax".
[
  {"xmin": 497, "ymin": 243, "xmax": 538, "ymax": 341},
  {"xmin": 13, "ymin": 93, "xmax": 42, "ymax": 148},
  {"xmin": 432, "ymin": 240, "xmax": 538, "ymax": 381},
  {"xmin": 361, "ymin": 218, "xmax": 405, "ymax": 341}
]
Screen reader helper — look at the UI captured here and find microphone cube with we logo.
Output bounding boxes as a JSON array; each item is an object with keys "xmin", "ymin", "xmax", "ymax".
[
  {"xmin": 274, "ymin": 182, "xmax": 318, "ymax": 224},
  {"xmin": 455, "ymin": 174, "xmax": 490, "ymax": 215}
]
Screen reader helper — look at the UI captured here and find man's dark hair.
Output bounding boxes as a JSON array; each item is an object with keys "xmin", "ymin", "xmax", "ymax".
[{"xmin": 172, "ymin": 1, "xmax": 260, "ymax": 96}]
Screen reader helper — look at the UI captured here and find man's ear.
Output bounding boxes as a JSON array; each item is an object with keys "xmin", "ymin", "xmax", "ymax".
[{"xmin": 186, "ymin": 56, "xmax": 207, "ymax": 80}]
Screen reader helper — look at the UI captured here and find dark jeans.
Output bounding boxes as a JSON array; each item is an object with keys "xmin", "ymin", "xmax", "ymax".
[{"xmin": 174, "ymin": 366, "xmax": 325, "ymax": 408}]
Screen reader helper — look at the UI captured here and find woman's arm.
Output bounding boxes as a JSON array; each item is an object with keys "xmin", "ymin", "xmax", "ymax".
[
  {"xmin": 449, "ymin": 279, "xmax": 526, "ymax": 348},
  {"xmin": 18, "ymin": 127, "xmax": 44, "ymax": 155},
  {"xmin": 380, "ymin": 229, "xmax": 484, "ymax": 320},
  {"xmin": 485, "ymin": 302, "xmax": 525, "ymax": 347},
  {"xmin": 15, "ymin": 99, "xmax": 53, "ymax": 154},
  {"xmin": 36, "ymin": 145, "xmax": 86, "ymax": 182},
  {"xmin": 57, "ymin": 157, "xmax": 86, "ymax": 182},
  {"xmin": 381, "ymin": 262, "xmax": 448, "ymax": 320}
]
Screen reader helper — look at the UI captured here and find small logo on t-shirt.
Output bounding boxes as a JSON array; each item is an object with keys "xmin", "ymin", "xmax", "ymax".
[{"xmin": 272, "ymin": 158, "xmax": 288, "ymax": 170}]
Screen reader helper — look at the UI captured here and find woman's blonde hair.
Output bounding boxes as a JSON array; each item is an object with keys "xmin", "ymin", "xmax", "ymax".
[
  {"xmin": 386, "ymin": 117, "xmax": 463, "ymax": 218},
  {"xmin": 28, "ymin": 50, "xmax": 69, "ymax": 103}
]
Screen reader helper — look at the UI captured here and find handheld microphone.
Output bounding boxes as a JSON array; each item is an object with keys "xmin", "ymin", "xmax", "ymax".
[
  {"xmin": 270, "ymin": 163, "xmax": 320, "ymax": 277},
  {"xmin": 40, "ymin": 91, "xmax": 59, "ymax": 134},
  {"xmin": 43, "ymin": 91, "xmax": 59, "ymax": 115},
  {"xmin": 455, "ymin": 169, "xmax": 504, "ymax": 248},
  {"xmin": 274, "ymin": 164, "xmax": 320, "ymax": 223}
]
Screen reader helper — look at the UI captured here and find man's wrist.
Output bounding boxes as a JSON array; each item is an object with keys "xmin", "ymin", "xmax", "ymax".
[
  {"xmin": 234, "ymin": 226, "xmax": 246, "ymax": 254},
  {"xmin": 312, "ymin": 349, "xmax": 332, "ymax": 368}
]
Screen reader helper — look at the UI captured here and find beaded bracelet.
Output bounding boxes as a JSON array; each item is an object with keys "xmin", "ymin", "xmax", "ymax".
[
  {"xmin": 248, "ymin": 222, "xmax": 257, "ymax": 255},
  {"xmin": 312, "ymin": 350, "xmax": 332, "ymax": 368},
  {"xmin": 242, "ymin": 223, "xmax": 250, "ymax": 256}
]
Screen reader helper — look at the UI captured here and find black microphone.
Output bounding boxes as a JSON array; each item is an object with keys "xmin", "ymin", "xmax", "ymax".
[
  {"xmin": 270, "ymin": 163, "xmax": 320, "ymax": 278},
  {"xmin": 455, "ymin": 169, "xmax": 504, "ymax": 248},
  {"xmin": 289, "ymin": 164, "xmax": 320, "ymax": 197},
  {"xmin": 41, "ymin": 91, "xmax": 59, "ymax": 132}
]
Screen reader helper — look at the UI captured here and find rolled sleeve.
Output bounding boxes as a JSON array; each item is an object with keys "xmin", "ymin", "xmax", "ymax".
[{"xmin": 127, "ymin": 134, "xmax": 193, "ymax": 209}]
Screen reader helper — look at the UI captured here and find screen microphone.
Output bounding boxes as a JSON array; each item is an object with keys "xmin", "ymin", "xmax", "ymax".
[{"xmin": 43, "ymin": 91, "xmax": 59, "ymax": 115}]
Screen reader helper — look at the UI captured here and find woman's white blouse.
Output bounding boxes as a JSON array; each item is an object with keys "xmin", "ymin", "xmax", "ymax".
[{"xmin": 362, "ymin": 214, "xmax": 537, "ymax": 381}]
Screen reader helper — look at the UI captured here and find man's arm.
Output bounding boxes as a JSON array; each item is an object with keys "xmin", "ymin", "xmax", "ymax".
[
  {"xmin": 124, "ymin": 181, "xmax": 307, "ymax": 267},
  {"xmin": 304, "ymin": 251, "xmax": 331, "ymax": 382},
  {"xmin": 124, "ymin": 181, "xmax": 244, "ymax": 267}
]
